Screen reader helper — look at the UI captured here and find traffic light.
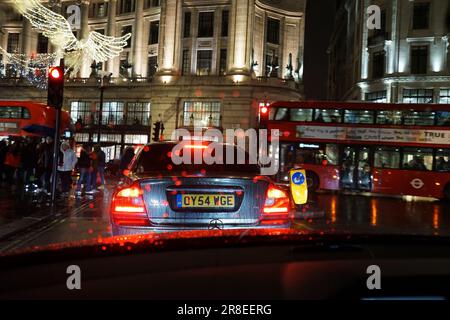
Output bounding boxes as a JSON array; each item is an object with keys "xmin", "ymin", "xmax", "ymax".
[
  {"xmin": 47, "ymin": 66, "xmax": 64, "ymax": 109},
  {"xmin": 259, "ymin": 102, "xmax": 269, "ymax": 129},
  {"xmin": 152, "ymin": 121, "xmax": 161, "ymax": 142}
]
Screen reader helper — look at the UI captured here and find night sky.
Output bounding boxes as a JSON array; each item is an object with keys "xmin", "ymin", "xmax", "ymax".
[{"xmin": 303, "ymin": 0, "xmax": 338, "ymax": 100}]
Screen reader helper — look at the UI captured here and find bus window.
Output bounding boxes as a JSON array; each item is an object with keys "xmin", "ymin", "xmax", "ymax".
[
  {"xmin": 314, "ymin": 109, "xmax": 342, "ymax": 123},
  {"xmin": 436, "ymin": 112, "xmax": 450, "ymax": 126},
  {"xmin": 403, "ymin": 111, "xmax": 435, "ymax": 126},
  {"xmin": 325, "ymin": 144, "xmax": 339, "ymax": 165},
  {"xmin": 290, "ymin": 108, "xmax": 313, "ymax": 122},
  {"xmin": 376, "ymin": 110, "xmax": 402, "ymax": 125},
  {"xmin": 344, "ymin": 110, "xmax": 374, "ymax": 124},
  {"xmin": 435, "ymin": 149, "xmax": 450, "ymax": 172},
  {"xmin": 374, "ymin": 147, "xmax": 400, "ymax": 169},
  {"xmin": 0, "ymin": 106, "xmax": 27, "ymax": 119},
  {"xmin": 403, "ymin": 148, "xmax": 433, "ymax": 171},
  {"xmin": 272, "ymin": 108, "xmax": 288, "ymax": 121}
]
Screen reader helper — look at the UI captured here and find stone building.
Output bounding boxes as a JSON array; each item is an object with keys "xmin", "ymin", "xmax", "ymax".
[
  {"xmin": 0, "ymin": 0, "xmax": 306, "ymax": 159},
  {"xmin": 328, "ymin": 0, "xmax": 450, "ymax": 104}
]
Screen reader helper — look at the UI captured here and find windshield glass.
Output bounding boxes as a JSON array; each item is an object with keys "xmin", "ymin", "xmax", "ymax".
[{"xmin": 1, "ymin": 0, "xmax": 450, "ymax": 304}]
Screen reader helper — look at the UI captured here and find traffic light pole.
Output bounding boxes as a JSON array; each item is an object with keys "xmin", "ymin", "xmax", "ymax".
[{"xmin": 50, "ymin": 106, "xmax": 62, "ymax": 204}]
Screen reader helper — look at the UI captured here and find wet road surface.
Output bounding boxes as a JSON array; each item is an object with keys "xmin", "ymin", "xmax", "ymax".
[{"xmin": 0, "ymin": 186, "xmax": 449, "ymax": 253}]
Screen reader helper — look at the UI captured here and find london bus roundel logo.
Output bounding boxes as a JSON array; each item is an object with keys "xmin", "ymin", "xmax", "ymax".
[
  {"xmin": 410, "ymin": 178, "xmax": 425, "ymax": 189},
  {"xmin": 292, "ymin": 172, "xmax": 305, "ymax": 185}
]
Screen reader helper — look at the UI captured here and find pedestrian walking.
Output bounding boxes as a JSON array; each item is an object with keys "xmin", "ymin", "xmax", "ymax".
[
  {"xmin": 94, "ymin": 145, "xmax": 106, "ymax": 189},
  {"xmin": 76, "ymin": 144, "xmax": 93, "ymax": 195},
  {"xmin": 58, "ymin": 141, "xmax": 77, "ymax": 196}
]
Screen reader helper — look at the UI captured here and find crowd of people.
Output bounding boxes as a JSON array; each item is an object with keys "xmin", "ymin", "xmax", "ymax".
[{"xmin": 0, "ymin": 136, "xmax": 126, "ymax": 198}]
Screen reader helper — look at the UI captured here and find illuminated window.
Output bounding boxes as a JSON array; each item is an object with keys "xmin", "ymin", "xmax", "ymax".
[
  {"xmin": 196, "ymin": 50, "xmax": 212, "ymax": 75},
  {"xmin": 125, "ymin": 135, "xmax": 148, "ymax": 144},
  {"xmin": 403, "ymin": 111, "xmax": 435, "ymax": 126},
  {"xmin": 344, "ymin": 110, "xmax": 375, "ymax": 124},
  {"xmin": 376, "ymin": 110, "xmax": 402, "ymax": 125},
  {"xmin": 365, "ymin": 91, "xmax": 387, "ymax": 103},
  {"xmin": 70, "ymin": 101, "xmax": 95, "ymax": 125},
  {"xmin": 314, "ymin": 109, "xmax": 342, "ymax": 123},
  {"xmin": 435, "ymin": 149, "xmax": 450, "ymax": 172},
  {"xmin": 96, "ymin": 101, "xmax": 125, "ymax": 125},
  {"xmin": 0, "ymin": 106, "xmax": 30, "ymax": 119},
  {"xmin": 402, "ymin": 89, "xmax": 433, "ymax": 104},
  {"xmin": 403, "ymin": 148, "xmax": 433, "ymax": 171},
  {"xmin": 374, "ymin": 147, "xmax": 400, "ymax": 169},
  {"xmin": 126, "ymin": 102, "xmax": 151, "ymax": 126},
  {"xmin": 183, "ymin": 101, "xmax": 221, "ymax": 127}
]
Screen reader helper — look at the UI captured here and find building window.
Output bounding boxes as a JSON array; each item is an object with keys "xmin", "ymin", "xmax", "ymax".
[
  {"xmin": 219, "ymin": 49, "xmax": 227, "ymax": 75},
  {"xmin": 97, "ymin": 102, "xmax": 125, "ymax": 125},
  {"xmin": 122, "ymin": 25, "xmax": 132, "ymax": 48},
  {"xmin": 183, "ymin": 101, "xmax": 221, "ymax": 127},
  {"xmin": 314, "ymin": 109, "xmax": 342, "ymax": 123},
  {"xmin": 371, "ymin": 51, "xmax": 385, "ymax": 79},
  {"xmin": 182, "ymin": 49, "xmax": 191, "ymax": 76},
  {"xmin": 413, "ymin": 2, "xmax": 430, "ymax": 30},
  {"xmin": 266, "ymin": 18, "xmax": 280, "ymax": 45},
  {"xmin": 376, "ymin": 110, "xmax": 403, "ymax": 125},
  {"xmin": 70, "ymin": 101, "xmax": 96, "ymax": 125},
  {"xmin": 125, "ymin": 134, "xmax": 149, "ymax": 144},
  {"xmin": 90, "ymin": 2, "xmax": 108, "ymax": 18},
  {"xmin": 145, "ymin": 0, "xmax": 160, "ymax": 8},
  {"xmin": 126, "ymin": 102, "xmax": 151, "ymax": 126},
  {"xmin": 183, "ymin": 12, "xmax": 191, "ymax": 38},
  {"xmin": 411, "ymin": 45, "xmax": 428, "ymax": 74},
  {"xmin": 7, "ymin": 33, "xmax": 20, "ymax": 53},
  {"xmin": 439, "ymin": 89, "xmax": 450, "ymax": 104},
  {"xmin": 221, "ymin": 10, "xmax": 229, "ymax": 37},
  {"xmin": 436, "ymin": 149, "xmax": 450, "ymax": 172},
  {"xmin": 147, "ymin": 56, "xmax": 158, "ymax": 77},
  {"xmin": 149, "ymin": 20, "xmax": 159, "ymax": 44},
  {"xmin": 403, "ymin": 148, "xmax": 433, "ymax": 171},
  {"xmin": 365, "ymin": 91, "xmax": 387, "ymax": 103},
  {"xmin": 196, "ymin": 50, "xmax": 212, "ymax": 76},
  {"xmin": 198, "ymin": 12, "xmax": 214, "ymax": 38},
  {"xmin": 118, "ymin": 0, "xmax": 135, "ymax": 14},
  {"xmin": 374, "ymin": 147, "xmax": 400, "ymax": 169},
  {"xmin": 402, "ymin": 89, "xmax": 433, "ymax": 104},
  {"xmin": 37, "ymin": 33, "xmax": 48, "ymax": 54}
]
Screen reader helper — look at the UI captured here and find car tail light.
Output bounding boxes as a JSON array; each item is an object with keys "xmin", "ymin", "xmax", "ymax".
[
  {"xmin": 262, "ymin": 185, "xmax": 290, "ymax": 215},
  {"xmin": 111, "ymin": 183, "xmax": 149, "ymax": 226}
]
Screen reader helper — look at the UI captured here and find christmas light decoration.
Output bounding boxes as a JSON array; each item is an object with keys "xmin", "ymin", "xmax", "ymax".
[
  {"xmin": 13, "ymin": 0, "xmax": 131, "ymax": 74},
  {"xmin": 0, "ymin": 45, "xmax": 58, "ymax": 89}
]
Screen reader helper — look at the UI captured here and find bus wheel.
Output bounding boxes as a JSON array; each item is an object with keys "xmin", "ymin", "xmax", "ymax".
[
  {"xmin": 306, "ymin": 171, "xmax": 319, "ymax": 192},
  {"xmin": 444, "ymin": 184, "xmax": 450, "ymax": 202}
]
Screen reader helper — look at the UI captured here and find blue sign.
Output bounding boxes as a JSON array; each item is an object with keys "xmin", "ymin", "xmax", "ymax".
[{"xmin": 292, "ymin": 172, "xmax": 305, "ymax": 185}]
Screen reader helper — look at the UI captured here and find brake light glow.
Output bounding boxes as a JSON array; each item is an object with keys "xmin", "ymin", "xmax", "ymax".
[
  {"xmin": 111, "ymin": 183, "xmax": 149, "ymax": 226},
  {"xmin": 262, "ymin": 185, "xmax": 290, "ymax": 215}
]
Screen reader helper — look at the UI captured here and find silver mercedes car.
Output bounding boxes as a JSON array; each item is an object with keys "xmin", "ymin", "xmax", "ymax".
[{"xmin": 110, "ymin": 142, "xmax": 293, "ymax": 235}]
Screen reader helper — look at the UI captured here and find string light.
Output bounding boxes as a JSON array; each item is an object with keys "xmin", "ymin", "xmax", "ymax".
[{"xmin": 13, "ymin": 0, "xmax": 131, "ymax": 74}]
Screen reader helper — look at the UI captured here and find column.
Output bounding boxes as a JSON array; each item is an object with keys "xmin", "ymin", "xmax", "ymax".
[
  {"xmin": 80, "ymin": 0, "xmax": 91, "ymax": 77},
  {"xmin": 132, "ymin": 0, "xmax": 144, "ymax": 77},
  {"xmin": 158, "ymin": 0, "xmax": 183, "ymax": 75},
  {"xmin": 227, "ymin": 0, "xmax": 254, "ymax": 75},
  {"xmin": 21, "ymin": 19, "xmax": 32, "ymax": 57},
  {"xmin": 107, "ymin": 0, "xmax": 118, "ymax": 75}
]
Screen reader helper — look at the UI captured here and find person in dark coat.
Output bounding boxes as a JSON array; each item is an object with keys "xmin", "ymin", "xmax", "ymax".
[
  {"xmin": 76, "ymin": 144, "xmax": 93, "ymax": 195},
  {"xmin": 119, "ymin": 147, "xmax": 135, "ymax": 174}
]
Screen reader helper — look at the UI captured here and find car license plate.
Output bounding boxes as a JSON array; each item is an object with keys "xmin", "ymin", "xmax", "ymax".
[{"xmin": 176, "ymin": 194, "xmax": 235, "ymax": 208}]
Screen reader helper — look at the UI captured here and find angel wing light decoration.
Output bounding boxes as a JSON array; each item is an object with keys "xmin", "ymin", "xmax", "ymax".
[{"xmin": 13, "ymin": 0, "xmax": 131, "ymax": 76}]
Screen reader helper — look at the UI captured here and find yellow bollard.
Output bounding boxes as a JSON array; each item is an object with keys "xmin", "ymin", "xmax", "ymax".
[{"xmin": 290, "ymin": 169, "xmax": 308, "ymax": 205}]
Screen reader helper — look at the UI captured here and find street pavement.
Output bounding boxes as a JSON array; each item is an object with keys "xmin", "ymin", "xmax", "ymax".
[{"xmin": 0, "ymin": 182, "xmax": 449, "ymax": 253}]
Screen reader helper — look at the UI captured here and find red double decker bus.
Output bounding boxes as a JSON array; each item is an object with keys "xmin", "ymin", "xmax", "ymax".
[
  {"xmin": 0, "ymin": 101, "xmax": 71, "ymax": 138},
  {"xmin": 267, "ymin": 101, "xmax": 450, "ymax": 200}
]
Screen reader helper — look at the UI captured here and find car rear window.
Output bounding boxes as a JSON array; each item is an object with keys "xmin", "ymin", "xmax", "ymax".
[{"xmin": 133, "ymin": 144, "xmax": 261, "ymax": 174}]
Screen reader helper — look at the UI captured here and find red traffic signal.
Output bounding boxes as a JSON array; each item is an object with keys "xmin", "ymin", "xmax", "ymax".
[
  {"xmin": 47, "ymin": 66, "xmax": 64, "ymax": 109},
  {"xmin": 258, "ymin": 102, "xmax": 269, "ymax": 129}
]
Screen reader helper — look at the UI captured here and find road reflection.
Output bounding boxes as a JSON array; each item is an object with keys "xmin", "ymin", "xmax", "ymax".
[{"xmin": 308, "ymin": 193, "xmax": 450, "ymax": 235}]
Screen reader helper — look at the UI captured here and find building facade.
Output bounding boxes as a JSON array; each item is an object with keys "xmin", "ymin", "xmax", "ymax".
[
  {"xmin": 0, "ymin": 0, "xmax": 306, "ymax": 159},
  {"xmin": 328, "ymin": 0, "xmax": 450, "ymax": 104}
]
